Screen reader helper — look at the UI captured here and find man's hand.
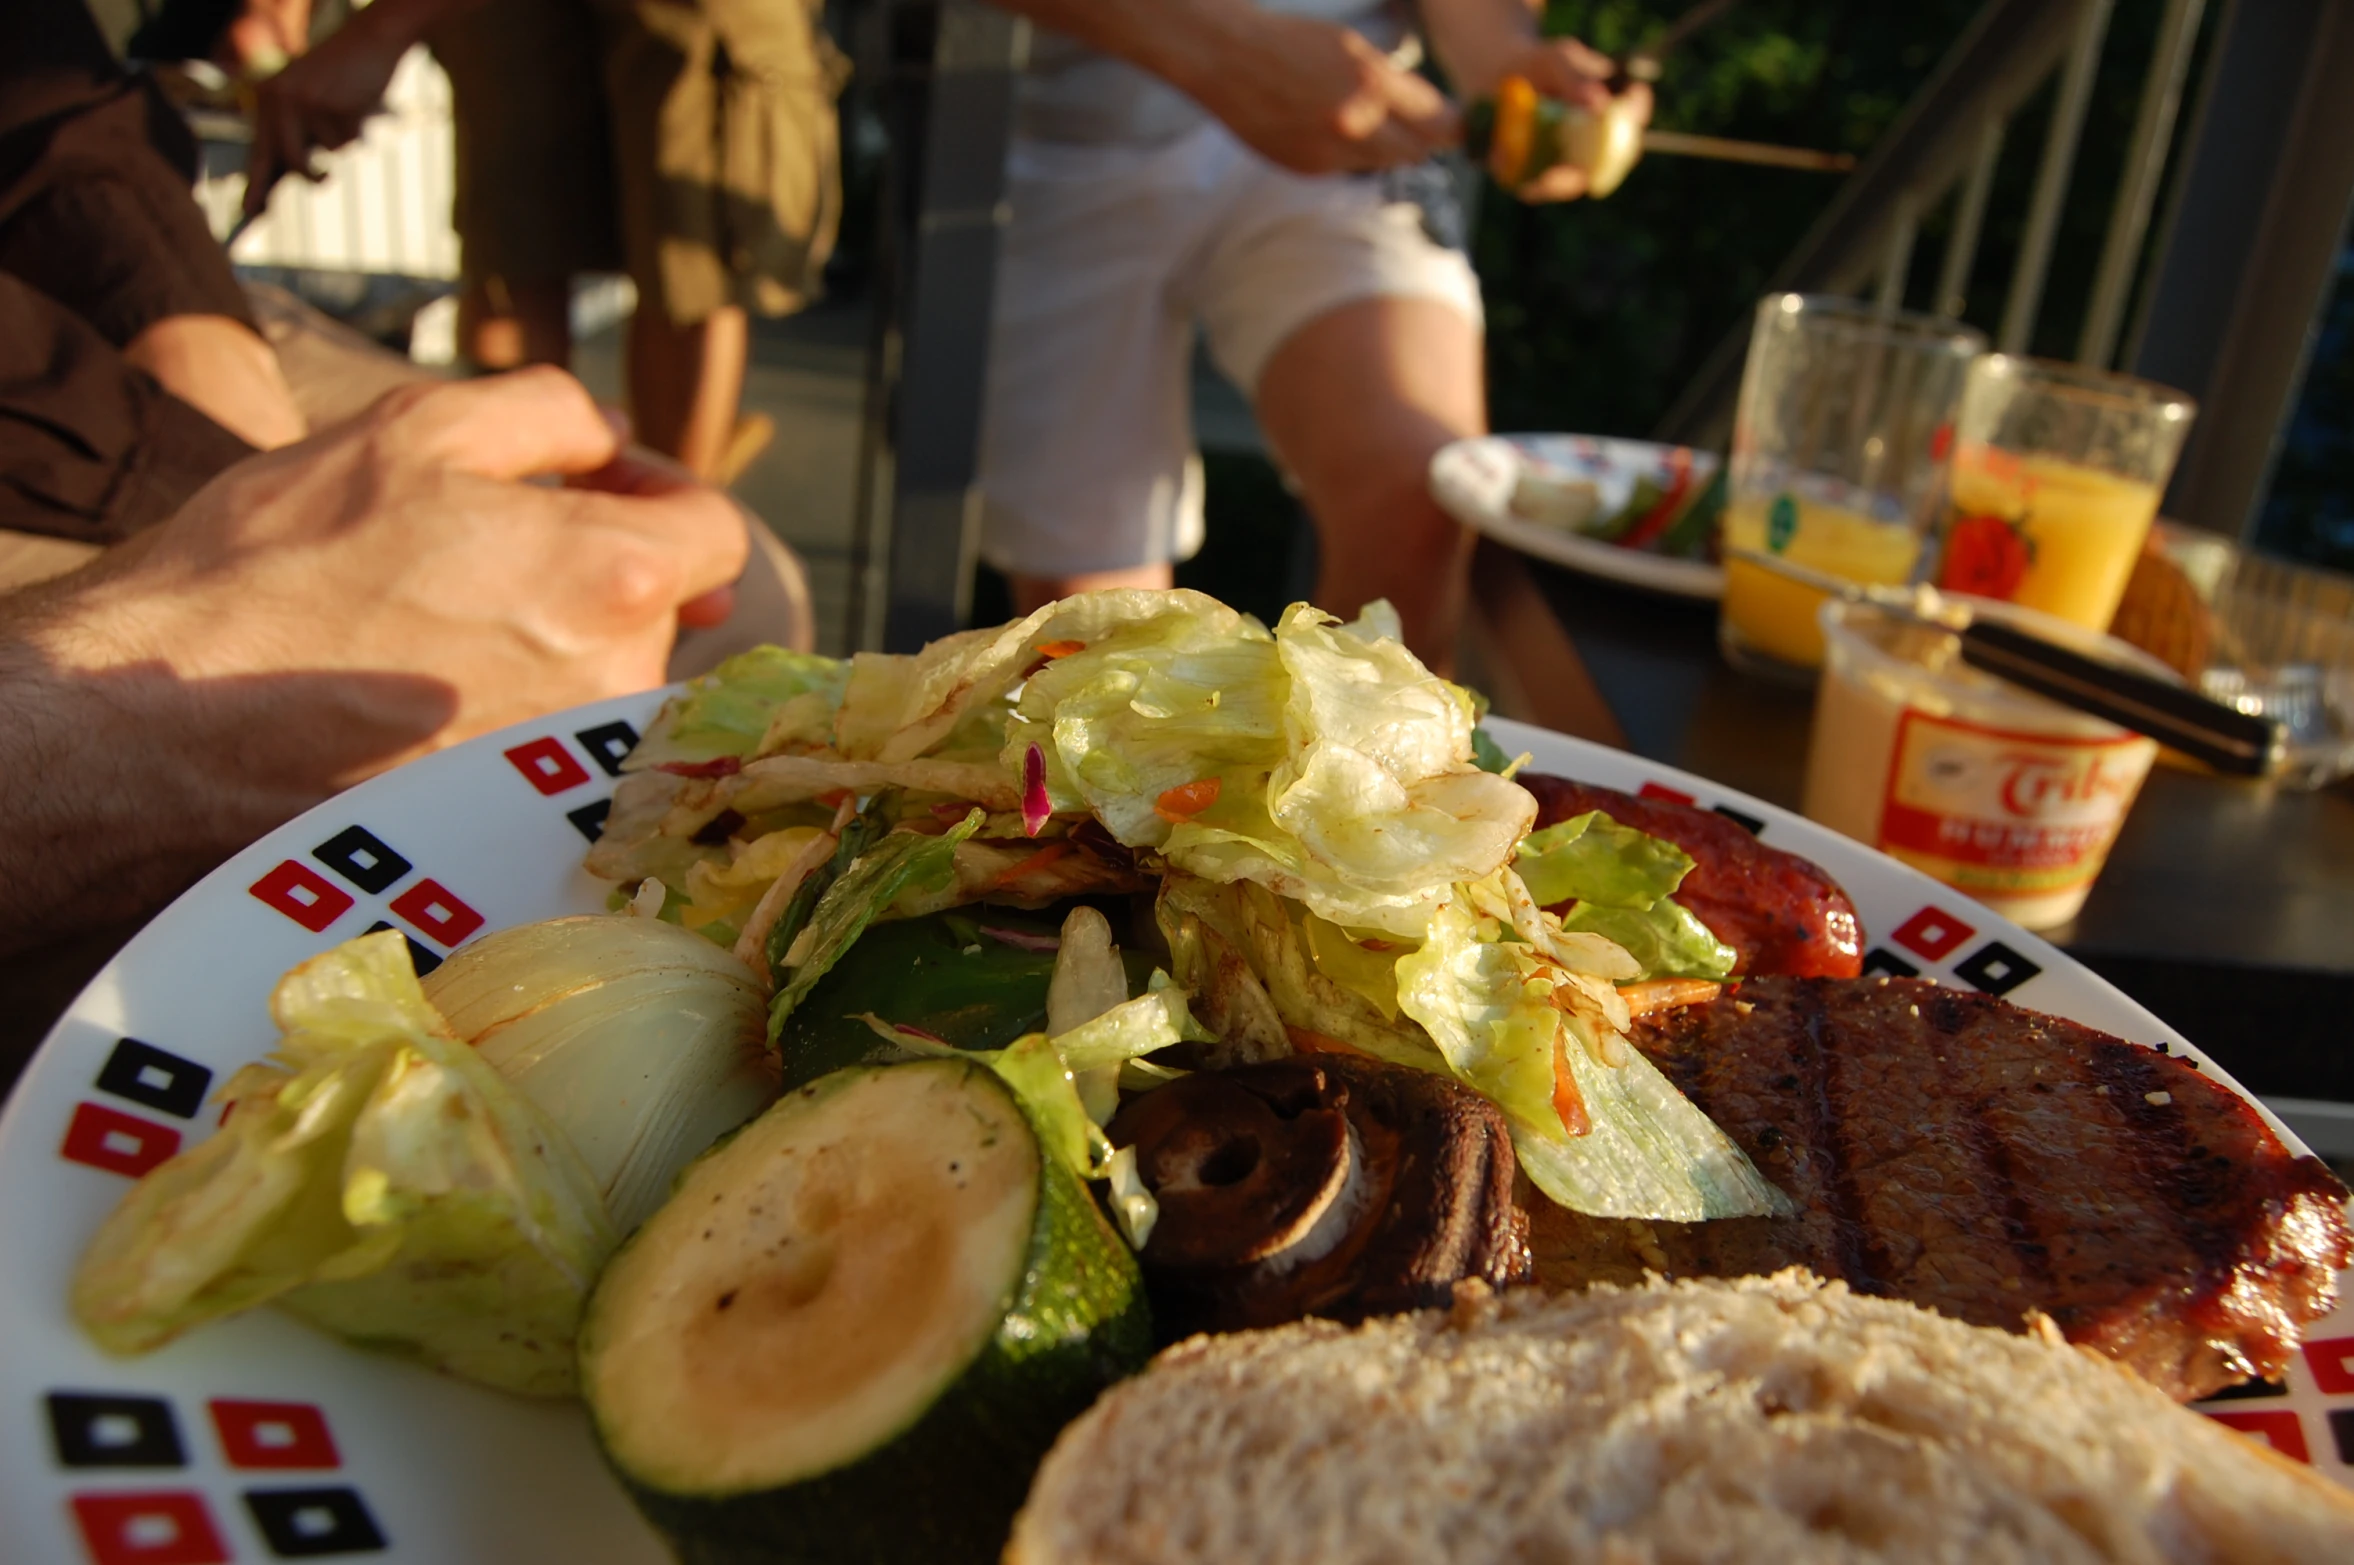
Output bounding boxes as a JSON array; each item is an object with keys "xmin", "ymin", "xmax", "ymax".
[
  {"xmin": 995, "ymin": 0, "xmax": 1458, "ymax": 175},
  {"xmin": 1171, "ymin": 10, "xmax": 1460, "ymax": 176},
  {"xmin": 1494, "ymin": 38, "xmax": 1652, "ymax": 203},
  {"xmin": 0, "ymin": 369, "xmax": 746, "ymax": 952}
]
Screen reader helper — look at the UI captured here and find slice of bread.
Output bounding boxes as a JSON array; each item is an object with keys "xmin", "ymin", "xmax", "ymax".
[{"xmin": 1009, "ymin": 1270, "xmax": 2354, "ymax": 1564}]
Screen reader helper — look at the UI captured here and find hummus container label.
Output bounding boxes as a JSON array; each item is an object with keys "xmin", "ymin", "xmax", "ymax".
[{"xmin": 1878, "ymin": 709, "xmax": 2155, "ymax": 899}]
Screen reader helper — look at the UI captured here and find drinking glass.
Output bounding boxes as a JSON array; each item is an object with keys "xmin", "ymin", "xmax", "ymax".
[
  {"xmin": 1933, "ymin": 356, "xmax": 2195, "ymax": 631},
  {"xmin": 1721, "ymin": 294, "xmax": 1984, "ymax": 680}
]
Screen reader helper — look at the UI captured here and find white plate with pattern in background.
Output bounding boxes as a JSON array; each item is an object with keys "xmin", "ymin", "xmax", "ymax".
[{"xmin": 1431, "ymin": 434, "xmax": 1727, "ymax": 600}]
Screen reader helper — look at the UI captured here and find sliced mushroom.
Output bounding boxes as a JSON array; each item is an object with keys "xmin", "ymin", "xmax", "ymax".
[{"xmin": 1107, "ymin": 1054, "xmax": 1532, "ymax": 1339}]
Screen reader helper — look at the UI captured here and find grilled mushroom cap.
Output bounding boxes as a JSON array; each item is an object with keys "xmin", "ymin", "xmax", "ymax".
[{"xmin": 1107, "ymin": 1054, "xmax": 1532, "ymax": 1339}]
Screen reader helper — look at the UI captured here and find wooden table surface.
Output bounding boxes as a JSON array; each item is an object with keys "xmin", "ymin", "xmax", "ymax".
[{"xmin": 1469, "ymin": 541, "xmax": 2354, "ymax": 1103}]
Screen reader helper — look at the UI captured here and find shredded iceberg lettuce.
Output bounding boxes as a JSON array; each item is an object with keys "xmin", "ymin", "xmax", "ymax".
[
  {"xmin": 1157, "ymin": 872, "xmax": 1442, "ymax": 1069},
  {"xmin": 71, "ymin": 932, "xmax": 615, "ymax": 1395},
  {"xmin": 1010, "ymin": 600, "xmax": 1534, "ymax": 937},
  {"xmin": 768, "ymin": 810, "xmax": 984, "ymax": 1037},
  {"xmin": 626, "ymin": 646, "xmax": 848, "ymax": 770},
  {"xmin": 1395, "ymin": 893, "xmax": 1785, "ymax": 1221}
]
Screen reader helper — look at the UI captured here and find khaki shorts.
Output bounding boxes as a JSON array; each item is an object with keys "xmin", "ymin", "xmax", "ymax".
[
  {"xmin": 427, "ymin": 0, "xmax": 846, "ymax": 323},
  {"xmin": 976, "ymin": 121, "xmax": 1483, "ymax": 577}
]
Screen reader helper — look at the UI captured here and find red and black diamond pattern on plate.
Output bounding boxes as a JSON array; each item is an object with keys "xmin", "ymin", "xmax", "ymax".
[
  {"xmin": 210, "ymin": 1402, "xmax": 340, "ymax": 1471},
  {"xmin": 2192, "ymin": 1313, "xmax": 2354, "ymax": 1465},
  {"xmin": 48, "ymin": 1394, "xmax": 185, "ymax": 1468},
  {"xmin": 53, "ymin": 1391, "xmax": 385, "ymax": 1560},
  {"xmin": 1625, "ymin": 773, "xmax": 2046, "ymax": 1000},
  {"xmin": 244, "ymin": 825, "xmax": 485, "ymax": 963},
  {"xmin": 62, "ymin": 1037, "xmax": 223, "ymax": 1177},
  {"xmin": 60, "ymin": 1101, "xmax": 181, "ymax": 1178},
  {"xmin": 1858, "ymin": 902, "xmax": 2042, "ymax": 998},
  {"xmin": 71, "ymin": 1491, "xmax": 228, "ymax": 1565},
  {"xmin": 501, "ymin": 722, "xmax": 637, "ymax": 841},
  {"xmin": 241, "ymin": 1489, "xmax": 387, "ymax": 1558},
  {"xmin": 94, "ymin": 1039, "xmax": 212, "ymax": 1121}
]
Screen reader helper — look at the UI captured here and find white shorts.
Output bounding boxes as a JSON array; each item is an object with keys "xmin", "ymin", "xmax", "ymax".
[{"xmin": 976, "ymin": 122, "xmax": 1484, "ymax": 578}]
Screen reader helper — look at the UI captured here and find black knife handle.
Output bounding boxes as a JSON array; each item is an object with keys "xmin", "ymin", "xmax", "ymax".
[{"xmin": 1957, "ymin": 618, "xmax": 2283, "ymax": 777}]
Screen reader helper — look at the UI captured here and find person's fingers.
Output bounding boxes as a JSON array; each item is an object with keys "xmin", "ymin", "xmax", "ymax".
[
  {"xmin": 569, "ymin": 444, "xmax": 696, "ymax": 500},
  {"xmin": 1623, "ymin": 82, "xmax": 1657, "ymax": 130},
  {"xmin": 552, "ymin": 486, "xmax": 751, "ymax": 629},
  {"xmin": 309, "ymin": 103, "xmax": 369, "ymax": 154},
  {"xmin": 1375, "ymin": 64, "xmax": 1460, "ymax": 150},
  {"xmin": 1554, "ymin": 37, "xmax": 1618, "ymax": 79},
  {"xmin": 1338, "ymin": 115, "xmax": 1431, "ymax": 172},
  {"xmin": 1520, "ymin": 46, "xmax": 1612, "ymax": 113},
  {"xmin": 1519, "ymin": 163, "xmax": 1593, "ymax": 203},
  {"xmin": 242, "ymin": 98, "xmax": 296, "ymax": 216},
  {"xmin": 386, "ymin": 368, "xmax": 622, "ymax": 481},
  {"xmin": 676, "ymin": 584, "xmax": 737, "ymax": 630}
]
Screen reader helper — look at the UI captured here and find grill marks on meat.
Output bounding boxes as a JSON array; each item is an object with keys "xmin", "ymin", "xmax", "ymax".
[
  {"xmin": 1518, "ymin": 774, "xmax": 1862, "ymax": 978},
  {"xmin": 1524, "ymin": 977, "xmax": 2352, "ymax": 1401}
]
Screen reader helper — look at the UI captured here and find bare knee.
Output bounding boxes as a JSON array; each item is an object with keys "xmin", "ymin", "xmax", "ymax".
[{"xmin": 1009, "ymin": 562, "xmax": 1175, "ymax": 614}]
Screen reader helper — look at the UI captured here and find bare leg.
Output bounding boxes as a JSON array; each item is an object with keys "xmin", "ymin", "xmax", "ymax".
[
  {"xmin": 1252, "ymin": 295, "xmax": 1483, "ymax": 673},
  {"xmin": 1010, "ymin": 561, "xmax": 1174, "ymax": 614},
  {"xmin": 122, "ymin": 314, "xmax": 306, "ymax": 449},
  {"xmin": 459, "ymin": 276, "xmax": 572, "ymax": 371},
  {"xmin": 628, "ymin": 304, "xmax": 748, "ymax": 480}
]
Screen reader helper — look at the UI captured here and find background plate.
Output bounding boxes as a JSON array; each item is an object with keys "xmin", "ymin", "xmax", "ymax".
[
  {"xmin": 1431, "ymin": 434, "xmax": 1727, "ymax": 601},
  {"xmin": 4, "ymin": 701, "xmax": 2349, "ymax": 1563}
]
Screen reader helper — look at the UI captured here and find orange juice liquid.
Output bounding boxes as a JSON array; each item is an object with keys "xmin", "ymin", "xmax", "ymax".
[
  {"xmin": 1722, "ymin": 500, "xmax": 1922, "ymax": 668},
  {"xmin": 1942, "ymin": 449, "xmax": 2159, "ymax": 629}
]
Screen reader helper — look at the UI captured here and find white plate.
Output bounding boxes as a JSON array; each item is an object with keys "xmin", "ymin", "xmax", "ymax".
[
  {"xmin": 1431, "ymin": 434, "xmax": 1726, "ymax": 600},
  {"xmin": 5, "ymin": 702, "xmax": 2350, "ymax": 1562}
]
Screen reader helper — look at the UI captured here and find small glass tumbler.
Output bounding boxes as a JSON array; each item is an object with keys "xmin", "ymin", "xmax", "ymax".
[
  {"xmin": 1721, "ymin": 294, "xmax": 1985, "ymax": 681},
  {"xmin": 1933, "ymin": 356, "xmax": 2195, "ymax": 632}
]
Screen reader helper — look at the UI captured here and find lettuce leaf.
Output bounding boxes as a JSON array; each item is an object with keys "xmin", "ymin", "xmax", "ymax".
[
  {"xmin": 1514, "ymin": 809, "xmax": 1695, "ymax": 910},
  {"xmin": 1514, "ymin": 810, "xmax": 1736, "ymax": 981},
  {"xmin": 1156, "ymin": 872, "xmax": 1442, "ymax": 1069},
  {"xmin": 835, "ymin": 588, "xmax": 1254, "ymax": 763},
  {"xmin": 71, "ymin": 932, "xmax": 614, "ymax": 1395},
  {"xmin": 1560, "ymin": 900, "xmax": 1737, "ymax": 982},
  {"xmin": 627, "ymin": 646, "xmax": 848, "ymax": 769},
  {"xmin": 768, "ymin": 810, "xmax": 984, "ymax": 1038},
  {"xmin": 1050, "ymin": 973, "xmax": 1213, "ymax": 1072},
  {"xmin": 1395, "ymin": 895, "xmax": 1785, "ymax": 1221},
  {"xmin": 1027, "ymin": 601, "xmax": 1533, "ymax": 938}
]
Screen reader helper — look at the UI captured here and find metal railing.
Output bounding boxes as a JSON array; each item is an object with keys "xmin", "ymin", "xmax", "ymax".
[{"xmin": 1656, "ymin": 0, "xmax": 2209, "ymax": 450}]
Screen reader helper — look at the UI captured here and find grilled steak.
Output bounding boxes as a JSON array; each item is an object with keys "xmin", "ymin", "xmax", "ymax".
[
  {"xmin": 1526, "ymin": 976, "xmax": 2352, "ymax": 1401},
  {"xmin": 1519, "ymin": 774, "xmax": 1863, "ymax": 978}
]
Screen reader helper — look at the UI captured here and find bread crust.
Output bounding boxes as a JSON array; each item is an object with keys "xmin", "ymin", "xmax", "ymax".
[{"xmin": 1009, "ymin": 1271, "xmax": 2354, "ymax": 1565}]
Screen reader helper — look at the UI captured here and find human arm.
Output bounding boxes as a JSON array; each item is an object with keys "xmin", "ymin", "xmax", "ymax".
[
  {"xmin": 242, "ymin": 0, "xmax": 488, "ymax": 216},
  {"xmin": 0, "ymin": 368, "xmax": 746, "ymax": 957},
  {"xmin": 990, "ymin": 0, "xmax": 1457, "ymax": 174}
]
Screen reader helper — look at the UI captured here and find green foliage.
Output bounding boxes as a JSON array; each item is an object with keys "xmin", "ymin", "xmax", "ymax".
[
  {"xmin": 1479, "ymin": 1, "xmax": 2199, "ymax": 439},
  {"xmin": 2255, "ymin": 262, "xmax": 2354, "ymax": 572}
]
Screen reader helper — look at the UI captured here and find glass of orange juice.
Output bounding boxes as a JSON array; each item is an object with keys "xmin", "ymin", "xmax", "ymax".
[
  {"xmin": 1934, "ymin": 356, "xmax": 2195, "ymax": 631},
  {"xmin": 1721, "ymin": 295, "xmax": 1984, "ymax": 680}
]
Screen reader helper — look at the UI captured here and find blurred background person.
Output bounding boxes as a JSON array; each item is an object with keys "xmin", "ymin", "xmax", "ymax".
[
  {"xmin": 238, "ymin": 0, "xmax": 846, "ymax": 480},
  {"xmin": 977, "ymin": 0, "xmax": 1647, "ymax": 670},
  {"xmin": 1, "ymin": 0, "xmax": 305, "ymax": 554}
]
